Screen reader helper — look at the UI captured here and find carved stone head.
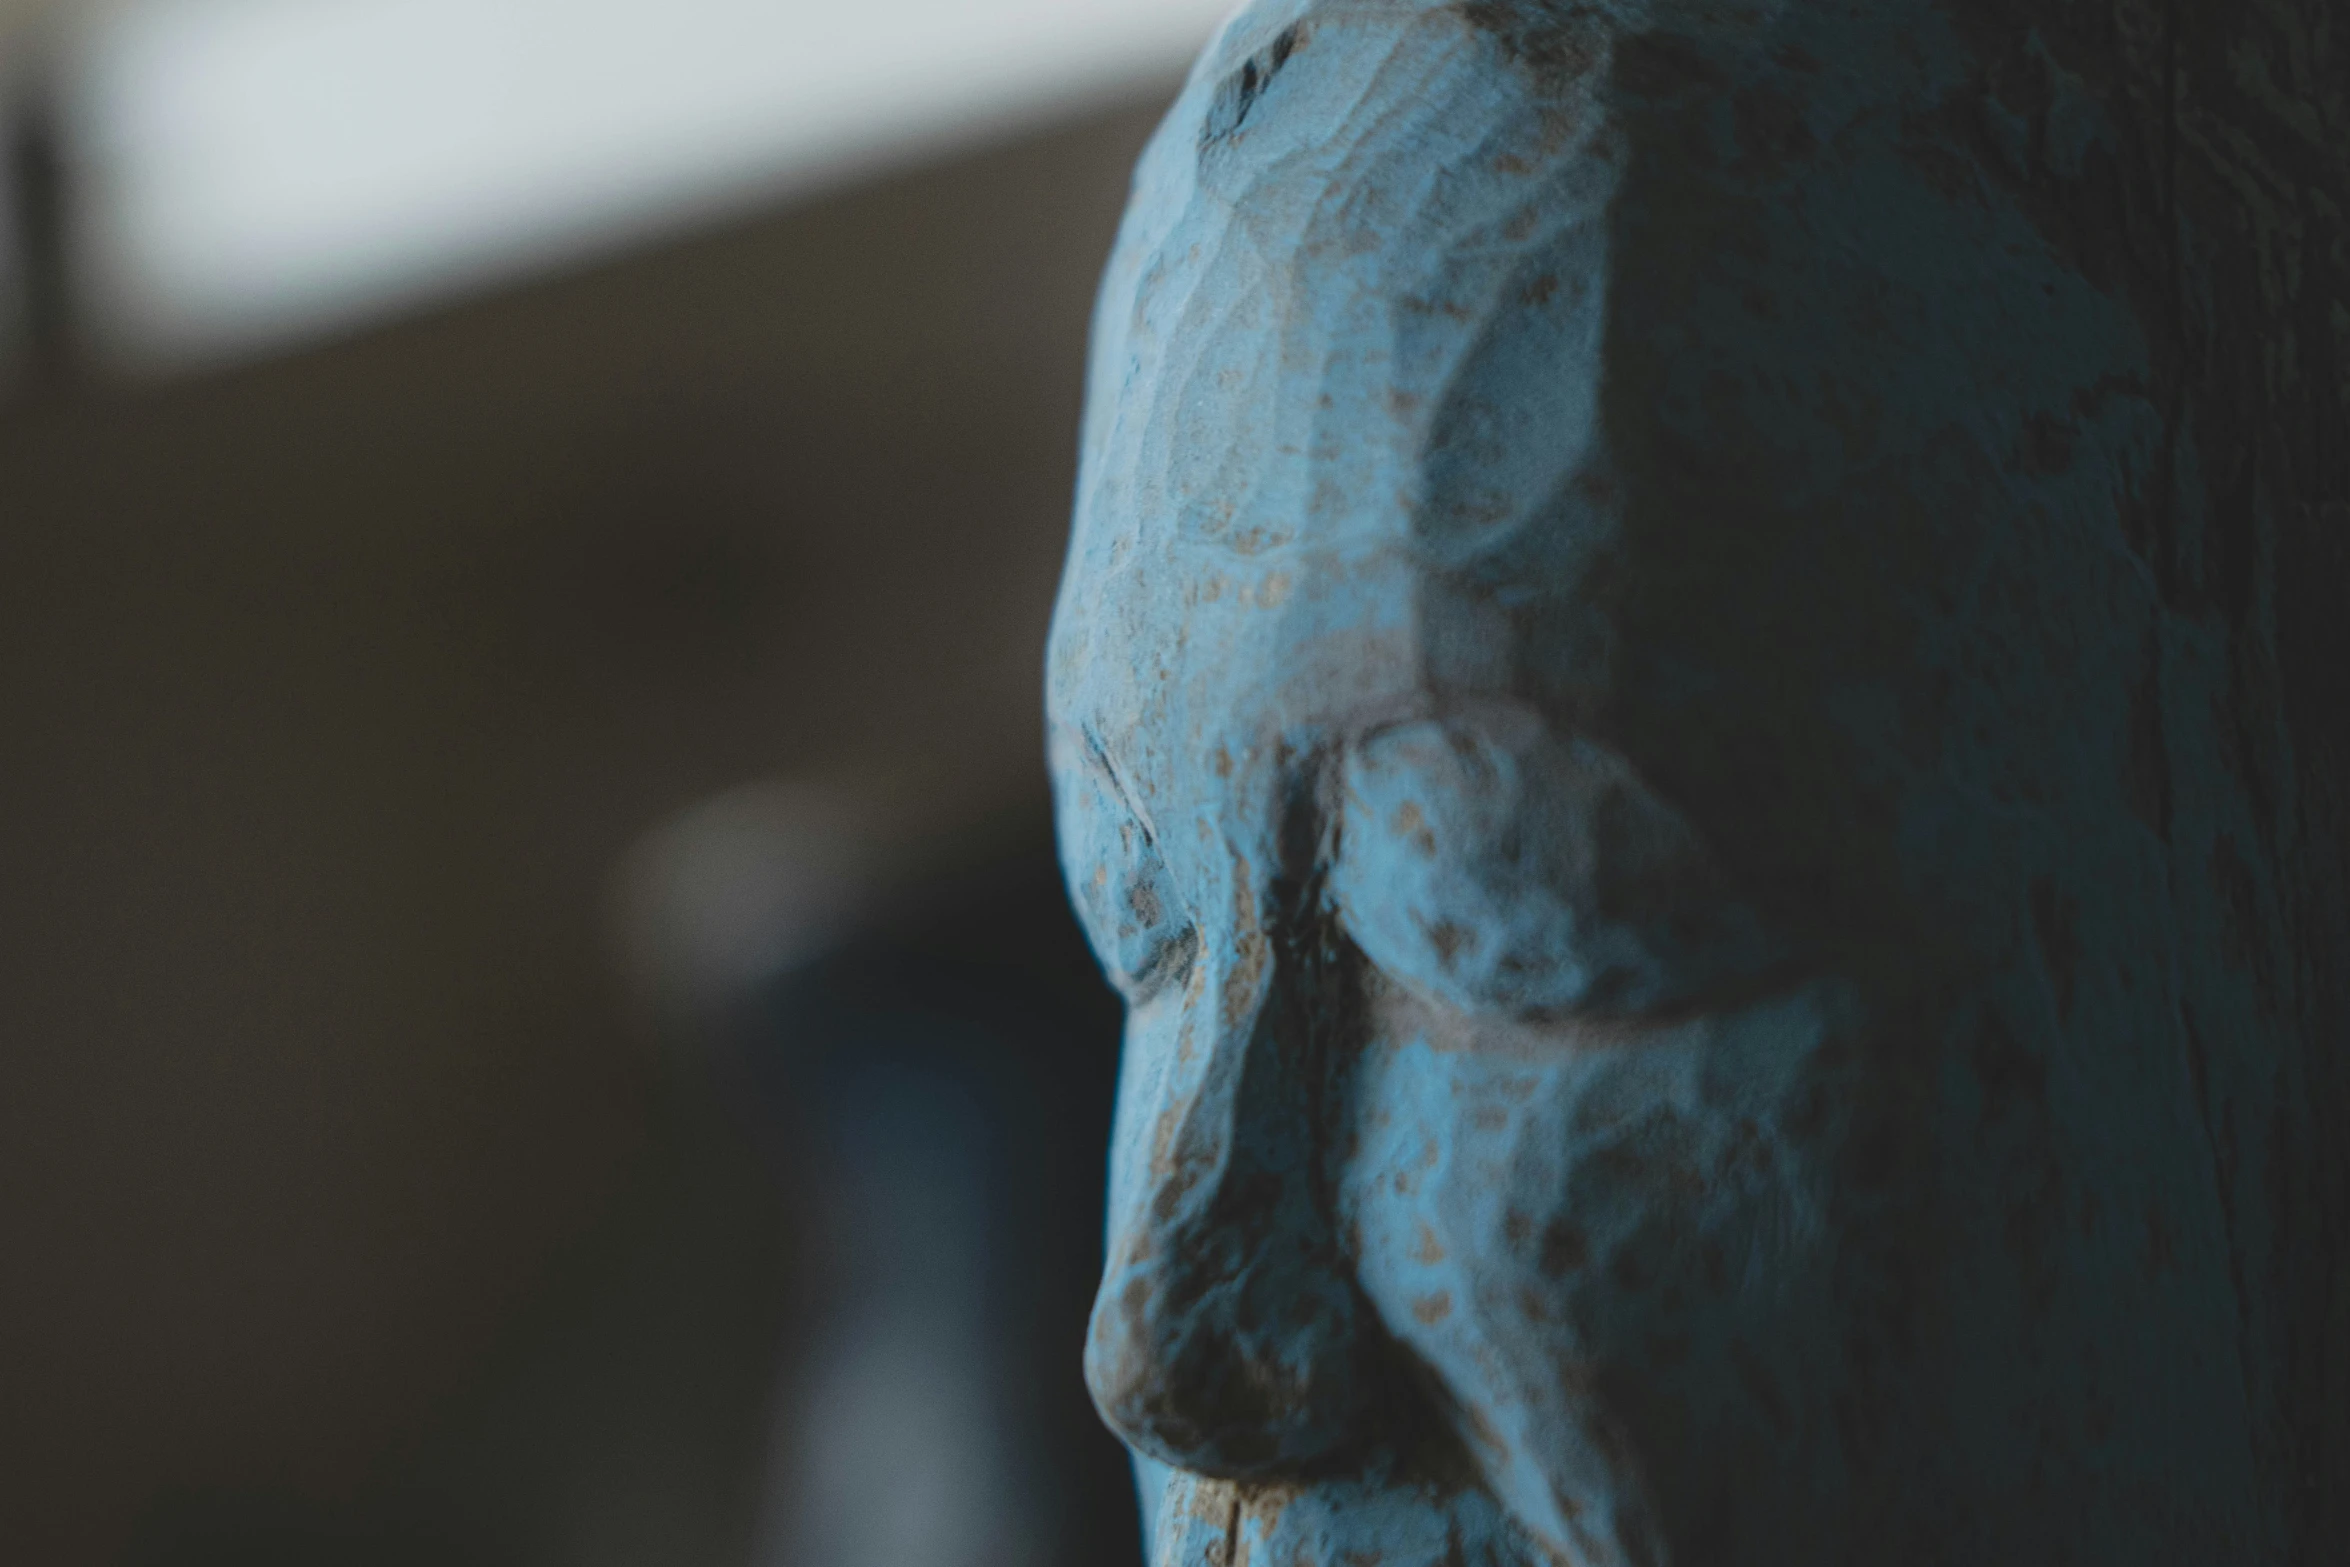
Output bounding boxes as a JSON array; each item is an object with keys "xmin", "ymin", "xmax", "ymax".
[{"xmin": 1049, "ymin": 3, "xmax": 2264, "ymax": 1563}]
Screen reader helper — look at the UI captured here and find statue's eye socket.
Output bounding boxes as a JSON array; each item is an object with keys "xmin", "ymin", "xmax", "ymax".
[
  {"xmin": 1329, "ymin": 713, "xmax": 1776, "ymax": 1018},
  {"xmin": 1059, "ymin": 757, "xmax": 1199, "ymax": 1005}
]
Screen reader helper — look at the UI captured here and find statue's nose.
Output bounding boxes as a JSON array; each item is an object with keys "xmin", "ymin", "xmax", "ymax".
[{"xmin": 1082, "ymin": 947, "xmax": 1383, "ymax": 1478}]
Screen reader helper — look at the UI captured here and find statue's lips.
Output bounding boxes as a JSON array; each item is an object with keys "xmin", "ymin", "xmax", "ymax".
[{"xmin": 1150, "ymin": 1469, "xmax": 1557, "ymax": 1567}]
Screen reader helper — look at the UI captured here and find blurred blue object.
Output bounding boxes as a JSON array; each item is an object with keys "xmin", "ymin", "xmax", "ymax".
[{"xmin": 731, "ymin": 849, "xmax": 1137, "ymax": 1567}]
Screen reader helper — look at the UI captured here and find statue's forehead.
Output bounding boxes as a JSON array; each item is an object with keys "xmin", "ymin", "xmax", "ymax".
[
  {"xmin": 1068, "ymin": 0, "xmax": 1620, "ymax": 571},
  {"xmin": 1046, "ymin": 0, "xmax": 1624, "ymax": 834}
]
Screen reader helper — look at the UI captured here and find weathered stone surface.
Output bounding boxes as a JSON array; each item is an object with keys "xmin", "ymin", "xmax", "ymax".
[{"xmin": 1048, "ymin": 2, "xmax": 2348, "ymax": 1563}]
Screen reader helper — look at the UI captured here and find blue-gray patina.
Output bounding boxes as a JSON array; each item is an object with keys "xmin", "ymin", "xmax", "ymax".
[{"xmin": 1049, "ymin": 3, "xmax": 2287, "ymax": 1563}]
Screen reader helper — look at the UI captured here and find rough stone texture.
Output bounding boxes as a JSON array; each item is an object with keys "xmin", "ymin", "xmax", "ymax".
[{"xmin": 1048, "ymin": 2, "xmax": 2346, "ymax": 1564}]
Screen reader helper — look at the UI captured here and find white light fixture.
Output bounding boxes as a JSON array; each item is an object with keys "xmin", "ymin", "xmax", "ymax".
[{"xmin": 63, "ymin": 0, "xmax": 1233, "ymax": 369}]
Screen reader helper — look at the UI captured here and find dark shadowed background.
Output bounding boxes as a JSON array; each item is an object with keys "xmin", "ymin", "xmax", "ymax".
[{"xmin": 0, "ymin": 4, "xmax": 1199, "ymax": 1562}]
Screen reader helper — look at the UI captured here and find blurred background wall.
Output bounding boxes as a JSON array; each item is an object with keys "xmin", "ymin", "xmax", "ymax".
[{"xmin": 0, "ymin": 4, "xmax": 1210, "ymax": 1563}]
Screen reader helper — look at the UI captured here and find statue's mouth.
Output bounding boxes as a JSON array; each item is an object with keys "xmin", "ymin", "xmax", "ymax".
[
  {"xmin": 1146, "ymin": 1462, "xmax": 1570, "ymax": 1567},
  {"xmin": 1148, "ymin": 1471, "xmax": 1240, "ymax": 1567}
]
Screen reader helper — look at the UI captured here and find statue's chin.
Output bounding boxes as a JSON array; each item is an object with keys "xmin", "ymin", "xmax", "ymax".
[{"xmin": 1143, "ymin": 1462, "xmax": 1589, "ymax": 1567}]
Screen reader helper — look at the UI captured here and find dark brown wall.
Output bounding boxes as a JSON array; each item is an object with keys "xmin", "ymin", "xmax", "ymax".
[{"xmin": 0, "ymin": 92, "xmax": 1166, "ymax": 1567}]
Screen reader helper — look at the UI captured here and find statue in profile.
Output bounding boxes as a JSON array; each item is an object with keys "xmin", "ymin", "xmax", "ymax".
[{"xmin": 1048, "ymin": 3, "xmax": 2349, "ymax": 1564}]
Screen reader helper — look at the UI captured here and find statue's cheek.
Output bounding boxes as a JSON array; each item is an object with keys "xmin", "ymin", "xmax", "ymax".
[
  {"xmin": 1331, "ymin": 1037, "xmax": 1685, "ymax": 1555},
  {"xmin": 1331, "ymin": 986, "xmax": 1860, "ymax": 1552},
  {"xmin": 1337, "ymin": 1033, "xmax": 1647, "ymax": 1370}
]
